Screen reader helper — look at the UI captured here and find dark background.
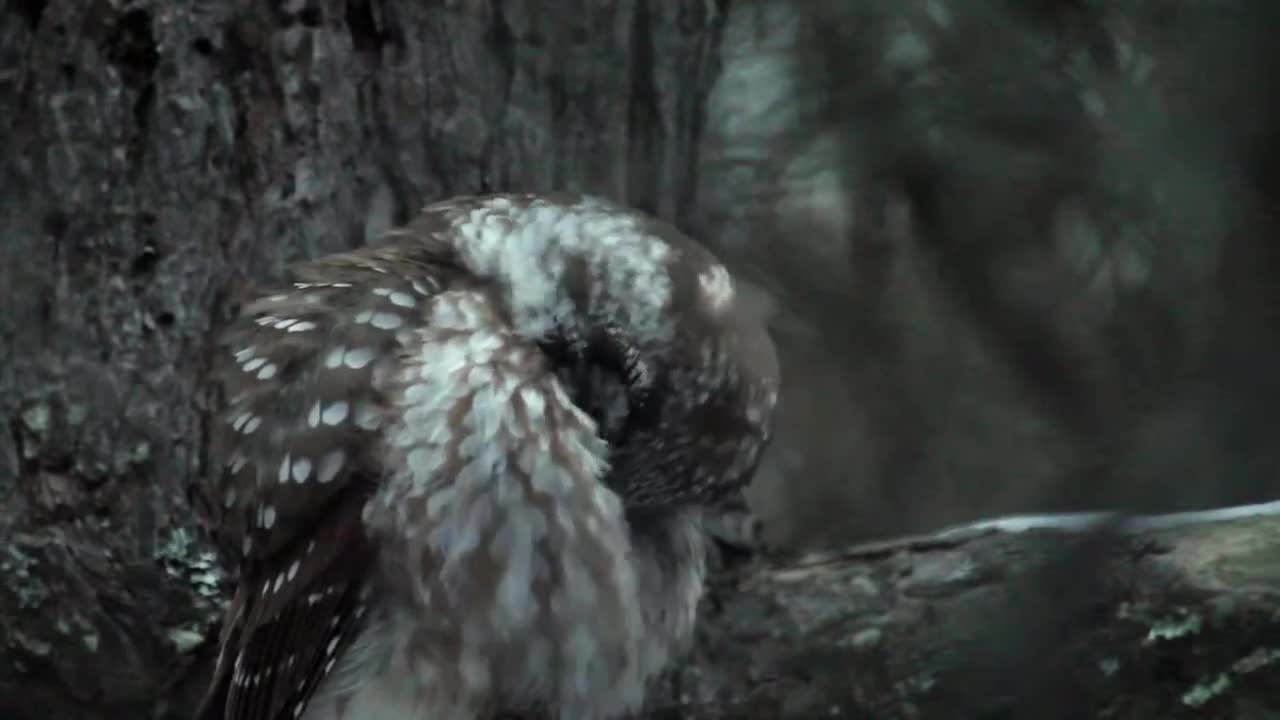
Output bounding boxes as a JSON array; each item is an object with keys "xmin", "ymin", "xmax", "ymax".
[{"xmin": 2, "ymin": 0, "xmax": 1279, "ymax": 716}]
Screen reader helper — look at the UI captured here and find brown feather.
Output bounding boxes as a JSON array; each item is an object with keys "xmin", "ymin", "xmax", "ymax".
[
  {"xmin": 201, "ymin": 254, "xmax": 455, "ymax": 718},
  {"xmin": 196, "ymin": 193, "xmax": 780, "ymax": 719}
]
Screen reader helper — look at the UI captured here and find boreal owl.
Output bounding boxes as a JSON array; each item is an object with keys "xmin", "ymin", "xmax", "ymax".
[{"xmin": 193, "ymin": 192, "xmax": 779, "ymax": 720}]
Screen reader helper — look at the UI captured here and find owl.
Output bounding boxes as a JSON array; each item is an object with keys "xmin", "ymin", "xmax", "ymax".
[{"xmin": 193, "ymin": 192, "xmax": 779, "ymax": 719}]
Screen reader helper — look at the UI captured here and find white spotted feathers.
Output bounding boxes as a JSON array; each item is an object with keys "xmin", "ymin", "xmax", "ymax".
[{"xmin": 196, "ymin": 193, "xmax": 780, "ymax": 720}]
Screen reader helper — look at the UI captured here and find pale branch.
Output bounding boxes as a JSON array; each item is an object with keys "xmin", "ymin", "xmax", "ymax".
[{"xmin": 655, "ymin": 502, "xmax": 1280, "ymax": 719}]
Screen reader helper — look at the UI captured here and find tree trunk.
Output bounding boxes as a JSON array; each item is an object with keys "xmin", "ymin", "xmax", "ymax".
[{"xmin": 1, "ymin": 1, "xmax": 724, "ymax": 717}]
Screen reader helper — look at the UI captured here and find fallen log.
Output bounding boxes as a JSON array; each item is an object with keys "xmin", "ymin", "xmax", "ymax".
[
  {"xmin": 657, "ymin": 503, "xmax": 1280, "ymax": 719},
  {"xmin": 4, "ymin": 504, "xmax": 1280, "ymax": 719}
]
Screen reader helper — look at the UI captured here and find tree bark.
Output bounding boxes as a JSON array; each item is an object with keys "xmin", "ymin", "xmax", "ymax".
[
  {"xmin": 0, "ymin": 0, "xmax": 725, "ymax": 717},
  {"xmin": 8, "ymin": 498, "xmax": 1280, "ymax": 719},
  {"xmin": 662, "ymin": 506, "xmax": 1280, "ymax": 719}
]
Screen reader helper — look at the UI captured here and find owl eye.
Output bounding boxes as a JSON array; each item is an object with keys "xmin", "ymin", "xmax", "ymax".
[{"xmin": 539, "ymin": 325, "xmax": 660, "ymax": 447}]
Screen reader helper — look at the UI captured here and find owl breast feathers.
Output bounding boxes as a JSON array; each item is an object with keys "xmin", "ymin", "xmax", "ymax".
[{"xmin": 195, "ymin": 193, "xmax": 779, "ymax": 720}]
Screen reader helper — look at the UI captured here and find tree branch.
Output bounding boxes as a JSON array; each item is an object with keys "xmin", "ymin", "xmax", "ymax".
[
  {"xmin": 654, "ymin": 503, "xmax": 1280, "ymax": 719},
  {"xmin": 6, "ymin": 504, "xmax": 1280, "ymax": 718}
]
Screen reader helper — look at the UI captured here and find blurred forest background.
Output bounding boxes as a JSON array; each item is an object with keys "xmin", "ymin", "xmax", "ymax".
[
  {"xmin": 7, "ymin": 0, "xmax": 1280, "ymax": 548},
  {"xmin": 3, "ymin": 0, "xmax": 1280, "ymax": 714},
  {"xmin": 715, "ymin": 0, "xmax": 1280, "ymax": 546}
]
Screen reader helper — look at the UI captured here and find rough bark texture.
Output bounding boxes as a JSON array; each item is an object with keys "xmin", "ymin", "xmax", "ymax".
[
  {"xmin": 1, "ymin": 1, "xmax": 725, "ymax": 717},
  {"xmin": 10, "ymin": 495, "xmax": 1280, "ymax": 719},
  {"xmin": 666, "ymin": 510, "xmax": 1280, "ymax": 719},
  {"xmin": 4, "ymin": 0, "xmax": 1280, "ymax": 718}
]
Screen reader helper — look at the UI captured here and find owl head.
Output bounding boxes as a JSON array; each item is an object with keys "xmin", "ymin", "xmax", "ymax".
[
  {"xmin": 522, "ymin": 208, "xmax": 779, "ymax": 511},
  {"xmin": 414, "ymin": 192, "xmax": 780, "ymax": 511}
]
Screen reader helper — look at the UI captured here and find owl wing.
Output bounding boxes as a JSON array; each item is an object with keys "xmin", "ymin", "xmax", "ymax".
[
  {"xmin": 198, "ymin": 247, "xmax": 644, "ymax": 719},
  {"xmin": 196, "ymin": 252, "xmax": 452, "ymax": 720}
]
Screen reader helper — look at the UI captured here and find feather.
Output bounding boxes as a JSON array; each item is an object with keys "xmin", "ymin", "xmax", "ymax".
[{"xmin": 196, "ymin": 193, "xmax": 780, "ymax": 719}]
